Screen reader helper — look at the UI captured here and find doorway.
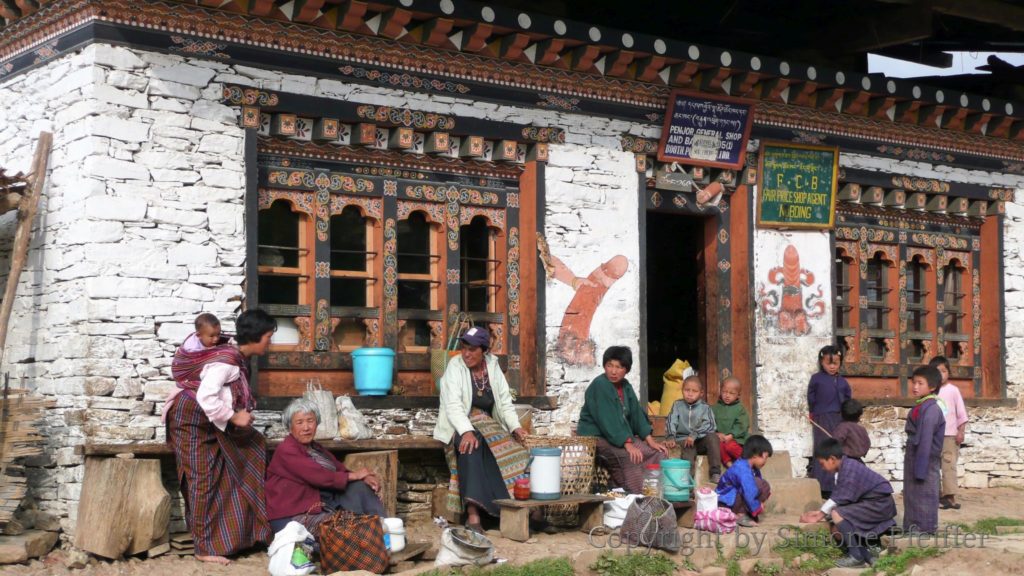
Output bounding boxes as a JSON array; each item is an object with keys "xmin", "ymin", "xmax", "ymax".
[{"xmin": 644, "ymin": 211, "xmax": 713, "ymax": 404}]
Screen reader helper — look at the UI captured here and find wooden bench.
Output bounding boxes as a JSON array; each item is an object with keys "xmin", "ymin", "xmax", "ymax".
[
  {"xmin": 74, "ymin": 437, "xmax": 445, "ymax": 456},
  {"xmin": 493, "ymin": 494, "xmax": 609, "ymax": 542}
]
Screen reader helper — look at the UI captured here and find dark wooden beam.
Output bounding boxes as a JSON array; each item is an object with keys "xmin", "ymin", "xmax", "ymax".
[
  {"xmin": 0, "ymin": 1, "xmax": 20, "ymax": 21},
  {"xmin": 964, "ymin": 112, "xmax": 993, "ymax": 134},
  {"xmin": 487, "ymin": 32, "xmax": 530, "ymax": 60},
  {"xmin": 824, "ymin": 6, "xmax": 934, "ymax": 54},
  {"xmin": 603, "ymin": 50, "xmax": 636, "ymax": 77},
  {"xmin": 292, "ymin": 0, "xmax": 325, "ymax": 23},
  {"xmin": 868, "ymin": 95, "xmax": 897, "ymax": 118},
  {"xmin": 872, "ymin": 44, "xmax": 953, "ymax": 68},
  {"xmin": 929, "ymin": 0, "xmax": 1024, "ymax": 31},
  {"xmin": 941, "ymin": 107, "xmax": 969, "ymax": 130},
  {"xmin": 789, "ymin": 81, "xmax": 819, "ymax": 106},
  {"xmin": 987, "ymin": 115, "xmax": 1015, "ymax": 137},
  {"xmin": 841, "ymin": 91, "xmax": 872, "ymax": 115},
  {"xmin": 668, "ymin": 62, "xmax": 700, "ymax": 86},
  {"xmin": 698, "ymin": 67, "xmax": 733, "ymax": 93},
  {"xmin": 757, "ymin": 78, "xmax": 792, "ymax": 103},
  {"xmin": 461, "ymin": 23, "xmax": 494, "ymax": 53},
  {"xmin": 248, "ymin": 0, "xmax": 277, "ymax": 17},
  {"xmin": 374, "ymin": 8, "xmax": 412, "ymax": 39},
  {"xmin": 317, "ymin": 0, "xmax": 368, "ymax": 32},
  {"xmin": 918, "ymin": 104, "xmax": 947, "ymax": 127},
  {"xmin": 13, "ymin": 0, "xmax": 36, "ymax": 17},
  {"xmin": 895, "ymin": 100, "xmax": 922, "ymax": 123},
  {"xmin": 407, "ymin": 17, "xmax": 454, "ymax": 48},
  {"xmin": 567, "ymin": 44, "xmax": 602, "ymax": 72},
  {"xmin": 814, "ymin": 87, "xmax": 845, "ymax": 111},
  {"xmin": 633, "ymin": 55, "xmax": 668, "ymax": 83}
]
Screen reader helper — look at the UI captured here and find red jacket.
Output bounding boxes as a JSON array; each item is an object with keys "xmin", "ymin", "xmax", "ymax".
[{"xmin": 266, "ymin": 434, "xmax": 349, "ymax": 521}]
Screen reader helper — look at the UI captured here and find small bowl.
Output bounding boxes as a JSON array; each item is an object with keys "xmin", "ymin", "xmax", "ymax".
[{"xmin": 450, "ymin": 527, "xmax": 493, "ymax": 551}]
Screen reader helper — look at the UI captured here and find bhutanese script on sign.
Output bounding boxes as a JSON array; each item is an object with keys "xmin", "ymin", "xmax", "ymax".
[{"xmin": 657, "ymin": 91, "xmax": 754, "ymax": 169}]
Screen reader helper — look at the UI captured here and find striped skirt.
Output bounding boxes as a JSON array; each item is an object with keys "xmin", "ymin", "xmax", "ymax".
[
  {"xmin": 167, "ymin": 392, "xmax": 271, "ymax": 556},
  {"xmin": 444, "ymin": 409, "xmax": 529, "ymax": 517}
]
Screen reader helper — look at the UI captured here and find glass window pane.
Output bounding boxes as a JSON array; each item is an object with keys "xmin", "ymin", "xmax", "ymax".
[
  {"xmin": 460, "ymin": 217, "xmax": 491, "ymax": 313},
  {"xmin": 331, "ymin": 206, "xmax": 367, "ymax": 271},
  {"xmin": 398, "ymin": 212, "xmax": 431, "ymax": 275},
  {"xmin": 331, "ymin": 278, "xmax": 367, "ymax": 307},
  {"xmin": 259, "ymin": 275, "xmax": 299, "ymax": 305},
  {"xmin": 398, "ymin": 281, "xmax": 431, "ymax": 309},
  {"xmin": 258, "ymin": 201, "xmax": 300, "ymax": 268}
]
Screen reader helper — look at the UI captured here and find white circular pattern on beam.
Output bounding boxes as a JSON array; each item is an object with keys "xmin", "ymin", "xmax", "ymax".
[
  {"xmin": 518, "ymin": 13, "xmax": 531, "ymax": 28},
  {"xmin": 1007, "ymin": 102, "xmax": 1015, "ymax": 115},
  {"xmin": 983, "ymin": 98, "xmax": 991, "ymax": 111},
  {"xmin": 912, "ymin": 86, "xmax": 922, "ymax": 99},
  {"xmin": 688, "ymin": 45, "xmax": 700, "ymax": 60},
  {"xmin": 960, "ymin": 94, "xmax": 969, "ymax": 107},
  {"xmin": 750, "ymin": 56, "xmax": 761, "ymax": 70},
  {"xmin": 721, "ymin": 51, "xmax": 732, "ymax": 66},
  {"xmin": 440, "ymin": 0, "xmax": 454, "ymax": 15},
  {"xmin": 780, "ymin": 61, "xmax": 790, "ymax": 75},
  {"xmin": 835, "ymin": 71, "xmax": 845, "ymax": 84},
  {"xmin": 553, "ymin": 20, "xmax": 566, "ymax": 35},
  {"xmin": 589, "ymin": 26, "xmax": 602, "ymax": 41},
  {"xmin": 622, "ymin": 33, "xmax": 634, "ymax": 48},
  {"xmin": 654, "ymin": 39, "xmax": 667, "ymax": 54},
  {"xmin": 807, "ymin": 66, "xmax": 816, "ymax": 80},
  {"xmin": 861, "ymin": 76, "xmax": 871, "ymax": 90},
  {"xmin": 399, "ymin": 0, "xmax": 413, "ymax": 6},
  {"xmin": 481, "ymin": 6, "xmax": 495, "ymax": 22},
  {"xmin": 887, "ymin": 80, "xmax": 896, "ymax": 93},
  {"xmin": 935, "ymin": 90, "xmax": 945, "ymax": 104}
]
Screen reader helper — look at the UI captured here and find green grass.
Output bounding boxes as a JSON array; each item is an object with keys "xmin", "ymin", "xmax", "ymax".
[
  {"xmin": 588, "ymin": 551, "xmax": 677, "ymax": 576},
  {"xmin": 772, "ymin": 525, "xmax": 843, "ymax": 572},
  {"xmin": 966, "ymin": 516, "xmax": 1024, "ymax": 535},
  {"xmin": 417, "ymin": 557, "xmax": 574, "ymax": 576},
  {"xmin": 862, "ymin": 546, "xmax": 943, "ymax": 576},
  {"xmin": 753, "ymin": 561, "xmax": 782, "ymax": 576}
]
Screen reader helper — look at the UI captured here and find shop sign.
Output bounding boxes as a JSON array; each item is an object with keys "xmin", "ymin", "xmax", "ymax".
[
  {"xmin": 657, "ymin": 90, "xmax": 754, "ymax": 170},
  {"xmin": 756, "ymin": 141, "xmax": 839, "ymax": 229}
]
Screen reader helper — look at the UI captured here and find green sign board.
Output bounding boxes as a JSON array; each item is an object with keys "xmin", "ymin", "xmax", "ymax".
[{"xmin": 756, "ymin": 141, "xmax": 839, "ymax": 229}]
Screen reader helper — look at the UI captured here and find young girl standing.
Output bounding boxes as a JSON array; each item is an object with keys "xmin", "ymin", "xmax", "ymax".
[
  {"xmin": 807, "ymin": 345, "xmax": 852, "ymax": 497},
  {"xmin": 904, "ymin": 365, "xmax": 946, "ymax": 535}
]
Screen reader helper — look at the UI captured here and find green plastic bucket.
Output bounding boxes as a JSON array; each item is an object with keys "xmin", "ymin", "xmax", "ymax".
[{"xmin": 660, "ymin": 459, "xmax": 693, "ymax": 502}]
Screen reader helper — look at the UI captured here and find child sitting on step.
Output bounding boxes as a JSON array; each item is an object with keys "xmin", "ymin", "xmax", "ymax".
[
  {"xmin": 711, "ymin": 376, "xmax": 750, "ymax": 467},
  {"xmin": 716, "ymin": 435, "xmax": 773, "ymax": 527}
]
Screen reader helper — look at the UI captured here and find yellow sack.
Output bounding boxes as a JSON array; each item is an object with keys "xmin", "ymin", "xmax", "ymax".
[
  {"xmin": 659, "ymin": 359, "xmax": 693, "ymax": 416},
  {"xmin": 647, "ymin": 401, "xmax": 661, "ymax": 417}
]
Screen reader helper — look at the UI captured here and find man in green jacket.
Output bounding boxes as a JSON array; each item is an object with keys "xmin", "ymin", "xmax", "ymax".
[{"xmin": 577, "ymin": 346, "xmax": 672, "ymax": 494}]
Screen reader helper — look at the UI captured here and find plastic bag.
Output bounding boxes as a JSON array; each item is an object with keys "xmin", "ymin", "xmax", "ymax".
[
  {"xmin": 336, "ymin": 395, "xmax": 373, "ymax": 440},
  {"xmin": 304, "ymin": 379, "xmax": 337, "ymax": 440},
  {"xmin": 658, "ymin": 359, "xmax": 694, "ymax": 416},
  {"xmin": 694, "ymin": 507, "xmax": 737, "ymax": 534},
  {"xmin": 602, "ymin": 493, "xmax": 639, "ymax": 528},
  {"xmin": 695, "ymin": 485, "xmax": 719, "ymax": 513},
  {"xmin": 267, "ymin": 521, "xmax": 316, "ymax": 576},
  {"xmin": 435, "ymin": 528, "xmax": 494, "ymax": 567}
]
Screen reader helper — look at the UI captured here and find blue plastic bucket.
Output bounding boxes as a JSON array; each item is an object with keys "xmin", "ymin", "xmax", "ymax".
[
  {"xmin": 661, "ymin": 459, "xmax": 693, "ymax": 502},
  {"xmin": 351, "ymin": 347, "xmax": 396, "ymax": 396}
]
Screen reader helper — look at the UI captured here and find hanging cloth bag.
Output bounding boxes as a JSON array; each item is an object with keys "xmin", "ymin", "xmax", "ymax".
[{"xmin": 303, "ymin": 379, "xmax": 338, "ymax": 441}]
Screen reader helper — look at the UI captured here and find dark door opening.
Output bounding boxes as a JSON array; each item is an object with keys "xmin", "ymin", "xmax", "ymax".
[{"xmin": 645, "ymin": 211, "xmax": 710, "ymax": 403}]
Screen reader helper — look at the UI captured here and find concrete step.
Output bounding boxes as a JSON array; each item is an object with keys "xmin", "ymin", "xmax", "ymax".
[
  {"xmin": 760, "ymin": 450, "xmax": 795, "ymax": 481},
  {"xmin": 763, "ymin": 477, "xmax": 822, "ymax": 517}
]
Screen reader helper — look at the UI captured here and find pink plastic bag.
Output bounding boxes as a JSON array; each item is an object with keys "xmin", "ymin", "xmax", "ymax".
[{"xmin": 693, "ymin": 507, "xmax": 737, "ymax": 534}]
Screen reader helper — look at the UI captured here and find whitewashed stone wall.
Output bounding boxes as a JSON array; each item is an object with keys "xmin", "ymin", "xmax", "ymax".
[
  {"xmin": 0, "ymin": 42, "xmax": 659, "ymax": 535},
  {"xmin": 753, "ymin": 148, "xmax": 1024, "ymax": 492}
]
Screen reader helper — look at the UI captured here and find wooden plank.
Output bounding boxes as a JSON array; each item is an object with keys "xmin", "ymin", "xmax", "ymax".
[
  {"xmin": 388, "ymin": 541, "xmax": 430, "ymax": 564},
  {"xmin": 980, "ymin": 215, "xmax": 1003, "ymax": 398},
  {"xmin": 343, "ymin": 450, "xmax": 398, "ymax": 517},
  {"xmin": 75, "ymin": 457, "xmax": 170, "ymax": 559},
  {"xmin": 730, "ymin": 183, "xmax": 754, "ymax": 417},
  {"xmin": 78, "ymin": 436, "xmax": 446, "ymax": 456},
  {"xmin": 494, "ymin": 494, "xmax": 609, "ymax": 509},
  {"xmin": 0, "ymin": 132, "xmax": 50, "ymax": 368},
  {"xmin": 499, "ymin": 506, "xmax": 530, "ymax": 542},
  {"xmin": 518, "ymin": 161, "xmax": 539, "ymax": 396}
]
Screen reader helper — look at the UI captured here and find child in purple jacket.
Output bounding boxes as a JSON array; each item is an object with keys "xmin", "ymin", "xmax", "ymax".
[{"xmin": 807, "ymin": 345, "xmax": 852, "ymax": 497}]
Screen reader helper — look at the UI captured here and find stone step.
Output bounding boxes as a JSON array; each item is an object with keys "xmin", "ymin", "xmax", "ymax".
[
  {"xmin": 688, "ymin": 450, "xmax": 797, "ymax": 488},
  {"xmin": 763, "ymin": 478, "xmax": 822, "ymax": 517},
  {"xmin": 0, "ymin": 530, "xmax": 58, "ymax": 565}
]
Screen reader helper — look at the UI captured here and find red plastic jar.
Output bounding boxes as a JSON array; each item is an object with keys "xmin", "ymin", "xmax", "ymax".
[{"xmin": 514, "ymin": 478, "xmax": 531, "ymax": 500}]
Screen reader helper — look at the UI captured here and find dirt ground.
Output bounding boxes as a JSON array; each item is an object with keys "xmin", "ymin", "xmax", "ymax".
[{"xmin": 3, "ymin": 487, "xmax": 1024, "ymax": 575}]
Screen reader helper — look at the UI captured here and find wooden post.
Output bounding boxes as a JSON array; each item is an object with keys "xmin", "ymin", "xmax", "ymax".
[
  {"xmin": 0, "ymin": 132, "xmax": 52, "ymax": 368},
  {"xmin": 343, "ymin": 450, "xmax": 398, "ymax": 517}
]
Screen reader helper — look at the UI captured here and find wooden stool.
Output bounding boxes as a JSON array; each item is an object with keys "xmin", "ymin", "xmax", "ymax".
[{"xmin": 493, "ymin": 494, "xmax": 610, "ymax": 542}]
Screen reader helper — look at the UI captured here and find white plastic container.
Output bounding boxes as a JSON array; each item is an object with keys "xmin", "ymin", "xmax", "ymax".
[
  {"xmin": 383, "ymin": 517, "xmax": 406, "ymax": 553},
  {"xmin": 528, "ymin": 447, "xmax": 562, "ymax": 500}
]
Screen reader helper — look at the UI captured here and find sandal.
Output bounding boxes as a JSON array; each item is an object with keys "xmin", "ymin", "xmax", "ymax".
[
  {"xmin": 465, "ymin": 522, "xmax": 485, "ymax": 535},
  {"xmin": 530, "ymin": 518, "xmax": 558, "ymax": 535}
]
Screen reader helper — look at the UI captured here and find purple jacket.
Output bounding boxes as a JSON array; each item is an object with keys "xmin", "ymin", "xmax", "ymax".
[
  {"xmin": 807, "ymin": 371, "xmax": 852, "ymax": 415},
  {"xmin": 266, "ymin": 434, "xmax": 350, "ymax": 521}
]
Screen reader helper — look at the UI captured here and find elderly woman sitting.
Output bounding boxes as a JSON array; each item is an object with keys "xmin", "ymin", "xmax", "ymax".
[{"xmin": 266, "ymin": 399, "xmax": 386, "ymax": 535}]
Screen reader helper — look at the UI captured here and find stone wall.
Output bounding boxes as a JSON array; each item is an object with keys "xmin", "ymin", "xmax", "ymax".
[
  {"xmin": 3, "ymin": 40, "xmax": 1024, "ymax": 540},
  {"xmin": 751, "ymin": 145, "xmax": 1024, "ymax": 491}
]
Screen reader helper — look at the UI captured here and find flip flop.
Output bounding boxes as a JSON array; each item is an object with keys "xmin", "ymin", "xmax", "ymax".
[{"xmin": 465, "ymin": 522, "xmax": 485, "ymax": 535}]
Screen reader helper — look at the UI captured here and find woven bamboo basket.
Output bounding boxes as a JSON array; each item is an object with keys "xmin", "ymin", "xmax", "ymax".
[{"xmin": 522, "ymin": 435, "xmax": 597, "ymax": 526}]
